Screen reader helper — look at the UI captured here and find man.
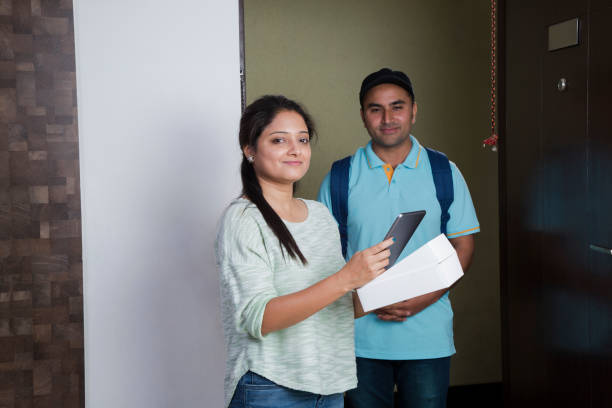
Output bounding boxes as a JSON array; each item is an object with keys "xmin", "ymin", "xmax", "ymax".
[{"xmin": 318, "ymin": 68, "xmax": 479, "ymax": 408}]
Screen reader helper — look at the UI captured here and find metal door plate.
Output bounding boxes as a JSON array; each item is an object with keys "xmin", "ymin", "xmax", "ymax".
[{"xmin": 548, "ymin": 18, "xmax": 580, "ymax": 51}]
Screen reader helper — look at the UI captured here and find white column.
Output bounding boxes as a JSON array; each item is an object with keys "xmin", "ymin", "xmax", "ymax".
[{"xmin": 74, "ymin": 1, "xmax": 241, "ymax": 406}]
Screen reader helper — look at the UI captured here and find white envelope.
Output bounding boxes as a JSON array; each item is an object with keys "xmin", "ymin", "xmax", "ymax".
[{"xmin": 356, "ymin": 234, "xmax": 464, "ymax": 312}]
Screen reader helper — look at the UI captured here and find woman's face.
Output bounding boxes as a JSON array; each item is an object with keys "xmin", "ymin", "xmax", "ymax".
[{"xmin": 244, "ymin": 110, "xmax": 311, "ymax": 186}]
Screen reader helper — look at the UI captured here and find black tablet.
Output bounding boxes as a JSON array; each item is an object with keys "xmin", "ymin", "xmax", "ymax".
[{"xmin": 383, "ymin": 210, "xmax": 426, "ymax": 269}]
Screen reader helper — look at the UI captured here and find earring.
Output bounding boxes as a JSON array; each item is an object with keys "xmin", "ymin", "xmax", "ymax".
[{"xmin": 247, "ymin": 155, "xmax": 254, "ymax": 163}]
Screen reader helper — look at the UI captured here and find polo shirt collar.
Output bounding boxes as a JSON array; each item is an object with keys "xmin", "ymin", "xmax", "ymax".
[{"xmin": 364, "ymin": 135, "xmax": 422, "ymax": 169}]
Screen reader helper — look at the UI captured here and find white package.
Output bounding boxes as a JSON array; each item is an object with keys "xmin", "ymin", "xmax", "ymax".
[{"xmin": 356, "ymin": 234, "xmax": 464, "ymax": 312}]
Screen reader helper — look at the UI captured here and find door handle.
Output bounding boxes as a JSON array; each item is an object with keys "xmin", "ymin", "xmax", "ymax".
[{"xmin": 589, "ymin": 244, "xmax": 612, "ymax": 256}]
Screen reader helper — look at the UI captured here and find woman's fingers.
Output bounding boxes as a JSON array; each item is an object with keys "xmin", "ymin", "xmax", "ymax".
[
  {"xmin": 373, "ymin": 249, "xmax": 391, "ymax": 263},
  {"xmin": 363, "ymin": 248, "xmax": 390, "ymax": 273},
  {"xmin": 371, "ymin": 259, "xmax": 389, "ymax": 273},
  {"xmin": 363, "ymin": 247, "xmax": 390, "ymax": 276},
  {"xmin": 373, "ymin": 267, "xmax": 387, "ymax": 279},
  {"xmin": 367, "ymin": 237, "xmax": 394, "ymax": 255}
]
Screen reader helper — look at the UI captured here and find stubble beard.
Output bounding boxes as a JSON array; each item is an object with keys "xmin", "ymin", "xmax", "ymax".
[{"xmin": 370, "ymin": 129, "xmax": 411, "ymax": 150}]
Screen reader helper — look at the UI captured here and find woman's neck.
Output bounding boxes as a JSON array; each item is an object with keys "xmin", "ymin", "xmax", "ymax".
[
  {"xmin": 258, "ymin": 177, "xmax": 306, "ymax": 222},
  {"xmin": 259, "ymin": 176, "xmax": 293, "ymax": 203}
]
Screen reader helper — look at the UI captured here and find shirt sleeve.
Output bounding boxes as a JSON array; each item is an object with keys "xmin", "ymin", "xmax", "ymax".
[
  {"xmin": 446, "ymin": 163, "xmax": 480, "ymax": 238},
  {"xmin": 217, "ymin": 212, "xmax": 277, "ymax": 340},
  {"xmin": 317, "ymin": 171, "xmax": 333, "ymax": 211}
]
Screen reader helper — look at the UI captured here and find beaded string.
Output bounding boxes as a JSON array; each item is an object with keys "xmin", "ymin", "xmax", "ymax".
[{"xmin": 483, "ymin": 0, "xmax": 499, "ymax": 151}]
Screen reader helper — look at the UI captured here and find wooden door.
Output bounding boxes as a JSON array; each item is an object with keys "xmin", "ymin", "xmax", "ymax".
[
  {"xmin": 502, "ymin": 0, "xmax": 612, "ymax": 406},
  {"xmin": 587, "ymin": 4, "xmax": 612, "ymax": 407},
  {"xmin": 540, "ymin": 4, "xmax": 591, "ymax": 405}
]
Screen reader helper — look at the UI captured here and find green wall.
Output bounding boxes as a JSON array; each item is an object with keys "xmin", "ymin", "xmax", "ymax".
[{"xmin": 244, "ymin": 0, "xmax": 500, "ymax": 385}]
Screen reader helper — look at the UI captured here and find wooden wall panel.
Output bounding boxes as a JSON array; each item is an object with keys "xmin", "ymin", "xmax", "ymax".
[{"xmin": 0, "ymin": 0, "xmax": 83, "ymax": 407}]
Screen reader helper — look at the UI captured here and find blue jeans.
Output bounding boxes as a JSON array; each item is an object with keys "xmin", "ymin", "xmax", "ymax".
[
  {"xmin": 345, "ymin": 357, "xmax": 450, "ymax": 408},
  {"xmin": 229, "ymin": 371, "xmax": 344, "ymax": 408}
]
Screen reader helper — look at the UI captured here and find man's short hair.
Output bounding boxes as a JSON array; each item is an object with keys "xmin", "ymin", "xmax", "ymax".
[{"xmin": 359, "ymin": 68, "xmax": 415, "ymax": 107}]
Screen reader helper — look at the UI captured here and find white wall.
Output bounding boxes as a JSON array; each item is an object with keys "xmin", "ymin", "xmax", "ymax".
[{"xmin": 73, "ymin": 1, "xmax": 241, "ymax": 406}]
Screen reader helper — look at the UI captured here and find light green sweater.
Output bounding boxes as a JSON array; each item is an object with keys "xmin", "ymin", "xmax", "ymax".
[{"xmin": 215, "ymin": 198, "xmax": 356, "ymax": 407}]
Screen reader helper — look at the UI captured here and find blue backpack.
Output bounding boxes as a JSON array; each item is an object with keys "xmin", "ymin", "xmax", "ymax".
[{"xmin": 330, "ymin": 148, "xmax": 454, "ymax": 259}]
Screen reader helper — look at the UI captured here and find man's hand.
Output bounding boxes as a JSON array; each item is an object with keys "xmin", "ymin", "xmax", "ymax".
[{"xmin": 374, "ymin": 288, "xmax": 446, "ymax": 321}]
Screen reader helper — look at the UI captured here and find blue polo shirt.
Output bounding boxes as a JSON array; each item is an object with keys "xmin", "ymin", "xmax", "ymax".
[{"xmin": 318, "ymin": 135, "xmax": 479, "ymax": 359}]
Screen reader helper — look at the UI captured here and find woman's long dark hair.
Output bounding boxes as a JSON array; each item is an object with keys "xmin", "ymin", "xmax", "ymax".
[{"xmin": 239, "ymin": 95, "xmax": 316, "ymax": 265}]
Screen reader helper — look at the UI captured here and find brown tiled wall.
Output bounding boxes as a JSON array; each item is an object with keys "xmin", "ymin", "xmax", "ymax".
[{"xmin": 0, "ymin": 0, "xmax": 84, "ymax": 407}]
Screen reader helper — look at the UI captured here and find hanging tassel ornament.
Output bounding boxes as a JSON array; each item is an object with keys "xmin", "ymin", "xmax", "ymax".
[
  {"xmin": 483, "ymin": 0, "xmax": 498, "ymax": 152},
  {"xmin": 483, "ymin": 134, "xmax": 498, "ymax": 151}
]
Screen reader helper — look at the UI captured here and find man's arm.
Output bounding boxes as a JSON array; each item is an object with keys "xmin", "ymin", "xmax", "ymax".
[
  {"xmin": 374, "ymin": 234, "xmax": 475, "ymax": 322},
  {"xmin": 449, "ymin": 234, "xmax": 475, "ymax": 271}
]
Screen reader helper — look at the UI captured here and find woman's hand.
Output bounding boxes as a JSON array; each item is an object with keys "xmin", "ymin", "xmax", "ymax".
[{"xmin": 338, "ymin": 238, "xmax": 394, "ymax": 291}]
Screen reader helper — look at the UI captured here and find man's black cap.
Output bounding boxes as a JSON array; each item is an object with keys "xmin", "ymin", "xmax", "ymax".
[{"xmin": 359, "ymin": 68, "xmax": 415, "ymax": 107}]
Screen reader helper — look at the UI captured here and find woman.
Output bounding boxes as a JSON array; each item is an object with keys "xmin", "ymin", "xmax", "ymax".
[{"xmin": 216, "ymin": 95, "xmax": 392, "ymax": 408}]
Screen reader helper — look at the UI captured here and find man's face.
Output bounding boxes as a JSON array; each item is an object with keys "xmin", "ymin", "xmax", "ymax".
[{"xmin": 360, "ymin": 83, "xmax": 417, "ymax": 149}]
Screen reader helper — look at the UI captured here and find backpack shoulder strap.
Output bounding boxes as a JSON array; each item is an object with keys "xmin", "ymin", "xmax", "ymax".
[
  {"xmin": 425, "ymin": 147, "xmax": 454, "ymax": 235},
  {"xmin": 330, "ymin": 155, "xmax": 352, "ymax": 259}
]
